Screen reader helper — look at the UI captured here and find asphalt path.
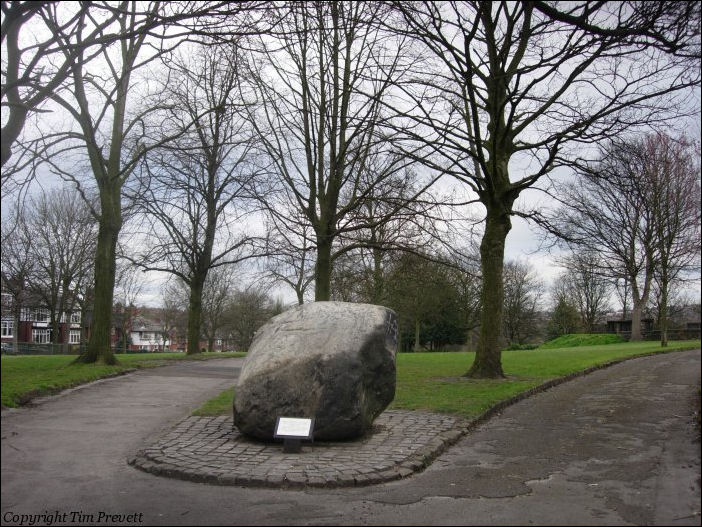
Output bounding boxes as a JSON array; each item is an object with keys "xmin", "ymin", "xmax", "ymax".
[{"xmin": 1, "ymin": 350, "xmax": 700, "ymax": 526}]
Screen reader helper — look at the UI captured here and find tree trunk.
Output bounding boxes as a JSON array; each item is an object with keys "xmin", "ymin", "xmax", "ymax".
[
  {"xmin": 12, "ymin": 303, "xmax": 20, "ymax": 354},
  {"xmin": 187, "ymin": 278, "xmax": 204, "ymax": 355},
  {"xmin": 0, "ymin": 108, "xmax": 26, "ymax": 168},
  {"xmin": 76, "ymin": 204, "xmax": 120, "ymax": 364},
  {"xmin": 630, "ymin": 301, "xmax": 644, "ymax": 341},
  {"xmin": 629, "ymin": 259, "xmax": 653, "ymax": 341},
  {"xmin": 314, "ymin": 235, "xmax": 333, "ymax": 301},
  {"xmin": 466, "ymin": 207, "xmax": 512, "ymax": 378},
  {"xmin": 659, "ymin": 274, "xmax": 669, "ymax": 347},
  {"xmin": 413, "ymin": 318, "xmax": 421, "ymax": 352},
  {"xmin": 0, "ymin": 8, "xmax": 29, "ymax": 168},
  {"xmin": 51, "ymin": 315, "xmax": 60, "ymax": 345},
  {"xmin": 630, "ymin": 283, "xmax": 652, "ymax": 342}
]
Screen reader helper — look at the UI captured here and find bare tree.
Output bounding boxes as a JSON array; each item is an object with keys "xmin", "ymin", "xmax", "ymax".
[
  {"xmin": 25, "ymin": 187, "xmax": 96, "ymax": 347},
  {"xmin": 263, "ymin": 214, "xmax": 315, "ymax": 306},
  {"xmin": 264, "ymin": 160, "xmax": 447, "ymax": 306},
  {"xmin": 502, "ymin": 260, "xmax": 543, "ymax": 346},
  {"xmin": 550, "ymin": 134, "xmax": 700, "ymax": 343},
  {"xmin": 112, "ymin": 258, "xmax": 146, "ymax": 352},
  {"xmin": 224, "ymin": 286, "xmax": 277, "ymax": 352},
  {"xmin": 558, "ymin": 251, "xmax": 611, "ymax": 333},
  {"xmin": 1, "ymin": 2, "xmax": 117, "ymax": 174},
  {"xmin": 1, "ymin": 188, "xmax": 94, "ymax": 351},
  {"xmin": 612, "ymin": 275, "xmax": 631, "ymax": 321},
  {"xmin": 134, "ymin": 42, "xmax": 260, "ymax": 355},
  {"xmin": 200, "ymin": 266, "xmax": 234, "ymax": 352},
  {"xmin": 644, "ymin": 134, "xmax": 701, "ymax": 345},
  {"xmin": 547, "ymin": 276, "xmax": 582, "ymax": 340},
  {"xmin": 336, "ymin": 166, "xmax": 455, "ymax": 305},
  {"xmin": 6, "ymin": 3, "xmax": 268, "ymax": 364},
  {"xmin": 391, "ymin": 1, "xmax": 699, "ymax": 376},
  {"xmin": 548, "ymin": 139, "xmax": 656, "ymax": 341},
  {"xmin": 0, "ymin": 205, "xmax": 35, "ymax": 353},
  {"xmin": 1, "ymin": 1, "xmax": 268, "ymax": 178},
  {"xmin": 19, "ymin": 2, "xmax": 186, "ymax": 364},
  {"xmin": 248, "ymin": 1, "xmax": 436, "ymax": 301},
  {"xmin": 160, "ymin": 279, "xmax": 188, "ymax": 351}
]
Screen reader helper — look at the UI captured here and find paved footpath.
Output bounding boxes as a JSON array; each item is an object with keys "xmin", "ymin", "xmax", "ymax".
[{"xmin": 2, "ymin": 350, "xmax": 700, "ymax": 526}]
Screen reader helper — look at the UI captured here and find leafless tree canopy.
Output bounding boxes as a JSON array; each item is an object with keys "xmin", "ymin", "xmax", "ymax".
[
  {"xmin": 388, "ymin": 0, "xmax": 699, "ymax": 376},
  {"xmin": 553, "ymin": 251, "xmax": 611, "ymax": 333},
  {"xmin": 1, "ymin": 2, "xmax": 699, "ymax": 368},
  {"xmin": 546, "ymin": 133, "xmax": 701, "ymax": 343},
  {"xmin": 502, "ymin": 260, "xmax": 543, "ymax": 346},
  {"xmin": 0, "ymin": 187, "xmax": 96, "ymax": 350},
  {"xmin": 1, "ymin": 1, "xmax": 274, "ymax": 180},
  {"xmin": 246, "ymin": 2, "xmax": 445, "ymax": 301},
  {"xmin": 132, "ymin": 41, "xmax": 262, "ymax": 355}
]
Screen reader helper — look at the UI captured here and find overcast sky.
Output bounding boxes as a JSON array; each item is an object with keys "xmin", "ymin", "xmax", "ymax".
[
  {"xmin": 2, "ymin": 6, "xmax": 700, "ymax": 311},
  {"xmin": 2, "ymin": 119, "xmax": 698, "ymax": 310}
]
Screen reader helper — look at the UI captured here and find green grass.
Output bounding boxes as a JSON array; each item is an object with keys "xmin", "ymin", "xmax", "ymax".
[
  {"xmin": 193, "ymin": 387, "xmax": 235, "ymax": 416},
  {"xmin": 192, "ymin": 339, "xmax": 700, "ymax": 419},
  {"xmin": 0, "ymin": 352, "xmax": 245, "ymax": 408},
  {"xmin": 539, "ymin": 333, "xmax": 627, "ymax": 349},
  {"xmin": 391, "ymin": 340, "xmax": 699, "ymax": 418}
]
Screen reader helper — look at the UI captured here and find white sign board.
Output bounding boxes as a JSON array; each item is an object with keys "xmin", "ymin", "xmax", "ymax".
[{"xmin": 274, "ymin": 417, "xmax": 314, "ymax": 439}]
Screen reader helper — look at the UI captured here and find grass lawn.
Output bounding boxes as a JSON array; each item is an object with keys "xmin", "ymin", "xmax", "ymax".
[
  {"xmin": 0, "ymin": 352, "xmax": 245, "ymax": 408},
  {"xmin": 192, "ymin": 339, "xmax": 700, "ymax": 419},
  {"xmin": 193, "ymin": 387, "xmax": 235, "ymax": 416}
]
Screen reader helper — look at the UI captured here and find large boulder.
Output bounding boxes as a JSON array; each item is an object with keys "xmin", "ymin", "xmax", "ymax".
[{"xmin": 233, "ymin": 301, "xmax": 398, "ymax": 441}]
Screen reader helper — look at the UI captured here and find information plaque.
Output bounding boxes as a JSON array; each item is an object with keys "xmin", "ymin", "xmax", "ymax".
[{"xmin": 274, "ymin": 417, "xmax": 314, "ymax": 453}]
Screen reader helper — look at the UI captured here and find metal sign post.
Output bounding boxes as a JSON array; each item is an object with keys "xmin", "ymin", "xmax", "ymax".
[{"xmin": 274, "ymin": 417, "xmax": 314, "ymax": 453}]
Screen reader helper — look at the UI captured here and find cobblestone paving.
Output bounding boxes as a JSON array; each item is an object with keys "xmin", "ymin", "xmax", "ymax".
[{"xmin": 129, "ymin": 410, "xmax": 468, "ymax": 488}]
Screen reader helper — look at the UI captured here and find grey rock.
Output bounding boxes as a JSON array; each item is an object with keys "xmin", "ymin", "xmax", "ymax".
[{"xmin": 233, "ymin": 301, "xmax": 398, "ymax": 440}]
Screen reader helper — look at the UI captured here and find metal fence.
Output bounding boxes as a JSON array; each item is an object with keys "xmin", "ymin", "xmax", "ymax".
[
  {"xmin": 0, "ymin": 342, "xmax": 181, "ymax": 356},
  {"xmin": 1, "ymin": 342, "xmax": 80, "ymax": 355},
  {"xmin": 610, "ymin": 329, "xmax": 701, "ymax": 341}
]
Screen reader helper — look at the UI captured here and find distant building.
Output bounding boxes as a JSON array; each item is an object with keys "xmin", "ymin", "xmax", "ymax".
[
  {"xmin": 114, "ymin": 315, "xmax": 171, "ymax": 352},
  {"xmin": 606, "ymin": 318, "xmax": 655, "ymax": 336},
  {"xmin": 606, "ymin": 303, "xmax": 701, "ymax": 340},
  {"xmin": 2, "ymin": 284, "xmax": 239, "ymax": 353},
  {"xmin": 1, "ymin": 291, "xmax": 83, "ymax": 347},
  {"xmin": 168, "ymin": 332, "xmax": 227, "ymax": 353}
]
